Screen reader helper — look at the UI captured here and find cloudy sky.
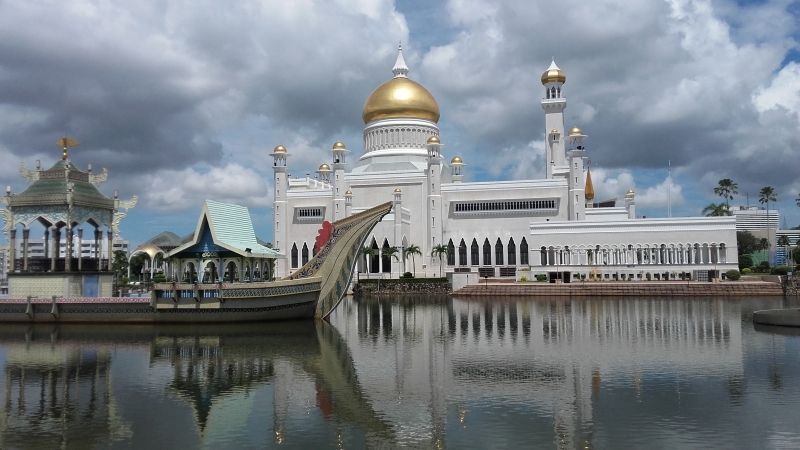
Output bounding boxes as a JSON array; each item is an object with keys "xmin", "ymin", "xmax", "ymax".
[{"xmin": 1, "ymin": 0, "xmax": 799, "ymax": 246}]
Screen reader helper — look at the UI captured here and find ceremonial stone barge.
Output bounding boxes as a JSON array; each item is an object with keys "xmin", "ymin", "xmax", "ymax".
[{"xmin": 0, "ymin": 201, "xmax": 392, "ymax": 323}]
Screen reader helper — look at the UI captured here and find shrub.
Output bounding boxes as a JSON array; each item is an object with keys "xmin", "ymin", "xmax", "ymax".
[
  {"xmin": 771, "ymin": 266, "xmax": 789, "ymax": 276},
  {"xmin": 741, "ymin": 267, "xmax": 752, "ymax": 274},
  {"xmin": 152, "ymin": 273, "xmax": 166, "ymax": 283},
  {"xmin": 725, "ymin": 270, "xmax": 741, "ymax": 281},
  {"xmin": 738, "ymin": 254, "xmax": 753, "ymax": 270},
  {"xmin": 757, "ymin": 261, "xmax": 770, "ymax": 273},
  {"xmin": 400, "ymin": 272, "xmax": 414, "ymax": 279},
  {"xmin": 535, "ymin": 274, "xmax": 548, "ymax": 282}
]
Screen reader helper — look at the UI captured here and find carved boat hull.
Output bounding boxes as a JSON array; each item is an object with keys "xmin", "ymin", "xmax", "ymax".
[{"xmin": 0, "ymin": 202, "xmax": 393, "ymax": 323}]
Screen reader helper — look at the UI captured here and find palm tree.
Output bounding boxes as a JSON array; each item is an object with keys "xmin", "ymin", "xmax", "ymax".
[
  {"xmin": 383, "ymin": 246, "xmax": 400, "ymax": 277},
  {"xmin": 403, "ymin": 244, "xmax": 421, "ymax": 276},
  {"xmin": 777, "ymin": 235, "xmax": 790, "ymax": 266},
  {"xmin": 759, "ymin": 186, "xmax": 777, "ymax": 264},
  {"xmin": 431, "ymin": 244, "xmax": 448, "ymax": 277},
  {"xmin": 702, "ymin": 203, "xmax": 730, "ymax": 217},
  {"xmin": 714, "ymin": 178, "xmax": 738, "ymax": 213},
  {"xmin": 360, "ymin": 246, "xmax": 374, "ymax": 279}
]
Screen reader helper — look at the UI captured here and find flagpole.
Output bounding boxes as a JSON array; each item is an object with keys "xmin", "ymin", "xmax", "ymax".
[{"xmin": 667, "ymin": 160, "xmax": 672, "ymax": 218}]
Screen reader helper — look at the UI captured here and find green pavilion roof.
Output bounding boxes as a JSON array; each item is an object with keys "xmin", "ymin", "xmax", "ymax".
[
  {"xmin": 10, "ymin": 160, "xmax": 114, "ymax": 209},
  {"xmin": 167, "ymin": 200, "xmax": 279, "ymax": 259}
]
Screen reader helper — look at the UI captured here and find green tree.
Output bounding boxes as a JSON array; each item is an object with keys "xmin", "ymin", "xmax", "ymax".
[
  {"xmin": 738, "ymin": 254, "xmax": 753, "ymax": 270},
  {"xmin": 360, "ymin": 246, "xmax": 375, "ymax": 278},
  {"xmin": 792, "ymin": 246, "xmax": 800, "ymax": 265},
  {"xmin": 128, "ymin": 253, "xmax": 148, "ymax": 281},
  {"xmin": 111, "ymin": 250, "xmax": 129, "ymax": 280},
  {"xmin": 777, "ymin": 235, "xmax": 790, "ymax": 264},
  {"xmin": 403, "ymin": 244, "xmax": 421, "ymax": 276},
  {"xmin": 759, "ymin": 186, "xmax": 777, "ymax": 263},
  {"xmin": 382, "ymin": 246, "xmax": 400, "ymax": 277},
  {"xmin": 703, "ymin": 203, "xmax": 730, "ymax": 217},
  {"xmin": 737, "ymin": 231, "xmax": 759, "ymax": 255},
  {"xmin": 759, "ymin": 237, "xmax": 770, "ymax": 251},
  {"xmin": 431, "ymin": 244, "xmax": 448, "ymax": 277},
  {"xmin": 714, "ymin": 178, "xmax": 738, "ymax": 212}
]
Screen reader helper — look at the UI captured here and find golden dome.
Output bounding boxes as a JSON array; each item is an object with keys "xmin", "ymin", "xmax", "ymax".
[
  {"xmin": 363, "ymin": 77, "xmax": 440, "ymax": 123},
  {"xmin": 451, "ymin": 156, "xmax": 463, "ymax": 165},
  {"xmin": 394, "ymin": 188, "xmax": 402, "ymax": 193},
  {"xmin": 345, "ymin": 189, "xmax": 352, "ymax": 196},
  {"xmin": 568, "ymin": 126, "xmax": 583, "ymax": 136},
  {"xmin": 427, "ymin": 135, "xmax": 441, "ymax": 145},
  {"xmin": 318, "ymin": 163, "xmax": 331, "ymax": 172},
  {"xmin": 272, "ymin": 144, "xmax": 287, "ymax": 154},
  {"xmin": 332, "ymin": 141, "xmax": 346, "ymax": 150},
  {"xmin": 541, "ymin": 60, "xmax": 566, "ymax": 85}
]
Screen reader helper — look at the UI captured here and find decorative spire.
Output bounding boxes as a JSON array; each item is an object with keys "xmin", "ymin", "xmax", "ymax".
[
  {"xmin": 392, "ymin": 42, "xmax": 409, "ymax": 78},
  {"xmin": 58, "ymin": 136, "xmax": 79, "ymax": 161},
  {"xmin": 548, "ymin": 58, "xmax": 560, "ymax": 71},
  {"xmin": 585, "ymin": 167, "xmax": 595, "ymax": 201}
]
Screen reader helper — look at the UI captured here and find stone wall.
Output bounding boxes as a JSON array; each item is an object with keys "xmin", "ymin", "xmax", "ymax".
[
  {"xmin": 354, "ymin": 278, "xmax": 451, "ymax": 296},
  {"xmin": 454, "ymin": 281, "xmax": 784, "ymax": 297}
]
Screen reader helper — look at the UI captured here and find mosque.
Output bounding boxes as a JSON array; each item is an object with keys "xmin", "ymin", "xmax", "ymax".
[{"xmin": 273, "ymin": 46, "xmax": 738, "ymax": 282}]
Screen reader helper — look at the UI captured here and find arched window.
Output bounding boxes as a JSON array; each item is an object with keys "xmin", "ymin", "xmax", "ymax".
[
  {"xmin": 508, "ymin": 238, "xmax": 516, "ymax": 265},
  {"xmin": 301, "ymin": 243, "xmax": 309, "ymax": 265},
  {"xmin": 370, "ymin": 239, "xmax": 380, "ymax": 273},
  {"xmin": 483, "ymin": 239, "xmax": 492, "ymax": 265},
  {"xmin": 520, "ymin": 238, "xmax": 529, "ymax": 265},
  {"xmin": 540, "ymin": 246, "xmax": 547, "ymax": 266},
  {"xmin": 471, "ymin": 239, "xmax": 479, "ymax": 265},
  {"xmin": 459, "ymin": 239, "xmax": 467, "ymax": 266},
  {"xmin": 291, "ymin": 243, "xmax": 298, "ymax": 268},
  {"xmin": 495, "ymin": 238, "xmax": 504, "ymax": 266},
  {"xmin": 447, "ymin": 239, "xmax": 455, "ymax": 266},
  {"xmin": 382, "ymin": 239, "xmax": 391, "ymax": 273}
]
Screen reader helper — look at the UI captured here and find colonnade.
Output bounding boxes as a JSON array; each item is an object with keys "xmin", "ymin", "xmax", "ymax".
[
  {"xmin": 363, "ymin": 126, "xmax": 437, "ymax": 153},
  {"xmin": 8, "ymin": 223, "xmax": 113, "ymax": 273},
  {"xmin": 537, "ymin": 243, "xmax": 728, "ymax": 267}
]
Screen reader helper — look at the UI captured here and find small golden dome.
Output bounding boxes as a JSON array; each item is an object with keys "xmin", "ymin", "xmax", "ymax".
[
  {"xmin": 318, "ymin": 163, "xmax": 331, "ymax": 172},
  {"xmin": 332, "ymin": 141, "xmax": 346, "ymax": 150},
  {"xmin": 568, "ymin": 126, "xmax": 583, "ymax": 136},
  {"xmin": 394, "ymin": 188, "xmax": 402, "ymax": 193},
  {"xmin": 272, "ymin": 144, "xmax": 287, "ymax": 154},
  {"xmin": 363, "ymin": 77, "xmax": 440, "ymax": 123},
  {"xmin": 550, "ymin": 128, "xmax": 559, "ymax": 134},
  {"xmin": 345, "ymin": 189, "xmax": 352, "ymax": 196},
  {"xmin": 451, "ymin": 156, "xmax": 463, "ymax": 165},
  {"xmin": 541, "ymin": 60, "xmax": 566, "ymax": 85},
  {"xmin": 427, "ymin": 135, "xmax": 441, "ymax": 145}
]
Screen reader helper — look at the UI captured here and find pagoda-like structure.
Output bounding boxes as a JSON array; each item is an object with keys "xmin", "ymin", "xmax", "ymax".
[{"xmin": 1, "ymin": 138, "xmax": 136, "ymax": 297}]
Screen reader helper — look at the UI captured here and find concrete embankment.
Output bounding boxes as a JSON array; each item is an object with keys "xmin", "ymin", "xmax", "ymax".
[{"xmin": 454, "ymin": 281, "xmax": 784, "ymax": 297}]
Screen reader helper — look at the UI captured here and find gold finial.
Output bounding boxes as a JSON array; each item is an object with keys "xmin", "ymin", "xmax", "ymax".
[{"xmin": 58, "ymin": 136, "xmax": 79, "ymax": 160}]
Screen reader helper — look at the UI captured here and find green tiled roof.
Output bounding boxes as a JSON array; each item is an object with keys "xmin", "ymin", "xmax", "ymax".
[
  {"xmin": 205, "ymin": 200, "xmax": 278, "ymax": 257},
  {"xmin": 11, "ymin": 160, "xmax": 113, "ymax": 208}
]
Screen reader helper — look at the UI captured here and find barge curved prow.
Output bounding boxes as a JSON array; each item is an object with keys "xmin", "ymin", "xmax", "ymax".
[{"xmin": 286, "ymin": 201, "xmax": 393, "ymax": 319}]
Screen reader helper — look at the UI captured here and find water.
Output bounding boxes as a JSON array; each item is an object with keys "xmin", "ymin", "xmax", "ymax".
[{"xmin": 1, "ymin": 296, "xmax": 799, "ymax": 449}]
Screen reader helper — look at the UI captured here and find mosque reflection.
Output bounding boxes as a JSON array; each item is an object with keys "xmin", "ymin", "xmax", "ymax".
[{"xmin": 0, "ymin": 296, "xmax": 776, "ymax": 449}]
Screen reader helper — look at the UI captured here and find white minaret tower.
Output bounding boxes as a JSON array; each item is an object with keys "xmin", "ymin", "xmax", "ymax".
[
  {"xmin": 567, "ymin": 127, "xmax": 587, "ymax": 221},
  {"xmin": 625, "ymin": 189, "xmax": 636, "ymax": 219},
  {"xmin": 331, "ymin": 141, "xmax": 348, "ymax": 221},
  {"xmin": 344, "ymin": 189, "xmax": 353, "ymax": 217},
  {"xmin": 450, "ymin": 156, "xmax": 464, "ymax": 183},
  {"xmin": 393, "ymin": 187, "xmax": 403, "ymax": 275},
  {"xmin": 541, "ymin": 59, "xmax": 567, "ymax": 179},
  {"xmin": 271, "ymin": 144, "xmax": 289, "ymax": 277},
  {"xmin": 426, "ymin": 135, "xmax": 443, "ymax": 274}
]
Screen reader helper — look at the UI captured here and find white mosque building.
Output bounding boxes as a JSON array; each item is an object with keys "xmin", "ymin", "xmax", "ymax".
[{"xmin": 272, "ymin": 47, "xmax": 738, "ymax": 282}]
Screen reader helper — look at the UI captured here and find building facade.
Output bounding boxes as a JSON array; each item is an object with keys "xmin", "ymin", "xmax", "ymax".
[{"xmin": 273, "ymin": 47, "xmax": 738, "ymax": 281}]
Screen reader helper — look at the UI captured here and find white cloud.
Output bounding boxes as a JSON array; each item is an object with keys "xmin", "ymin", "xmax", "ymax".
[{"xmin": 753, "ymin": 62, "xmax": 800, "ymax": 115}]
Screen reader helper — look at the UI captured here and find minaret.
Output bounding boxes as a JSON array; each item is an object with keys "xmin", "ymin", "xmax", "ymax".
[
  {"xmin": 541, "ymin": 60, "xmax": 567, "ymax": 179},
  {"xmin": 426, "ymin": 136, "xmax": 443, "ymax": 274},
  {"xmin": 332, "ymin": 142, "xmax": 349, "ymax": 221},
  {"xmin": 344, "ymin": 189, "xmax": 353, "ymax": 217},
  {"xmin": 567, "ymin": 127, "xmax": 587, "ymax": 221},
  {"xmin": 450, "ymin": 156, "xmax": 464, "ymax": 183},
  {"xmin": 271, "ymin": 145, "xmax": 289, "ymax": 277},
  {"xmin": 625, "ymin": 189, "xmax": 636, "ymax": 219},
  {"xmin": 317, "ymin": 163, "xmax": 331, "ymax": 183},
  {"xmin": 393, "ymin": 188, "xmax": 403, "ymax": 276}
]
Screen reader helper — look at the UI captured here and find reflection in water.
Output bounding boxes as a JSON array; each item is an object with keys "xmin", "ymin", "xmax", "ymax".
[{"xmin": 0, "ymin": 296, "xmax": 798, "ymax": 449}]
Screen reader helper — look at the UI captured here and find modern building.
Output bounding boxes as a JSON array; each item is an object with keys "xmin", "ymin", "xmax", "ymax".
[
  {"xmin": 15, "ymin": 237, "xmax": 129, "ymax": 260},
  {"xmin": 776, "ymin": 229, "xmax": 800, "ymax": 266},
  {"xmin": 732, "ymin": 206, "xmax": 779, "ymax": 235},
  {"xmin": 272, "ymin": 47, "xmax": 738, "ymax": 281}
]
